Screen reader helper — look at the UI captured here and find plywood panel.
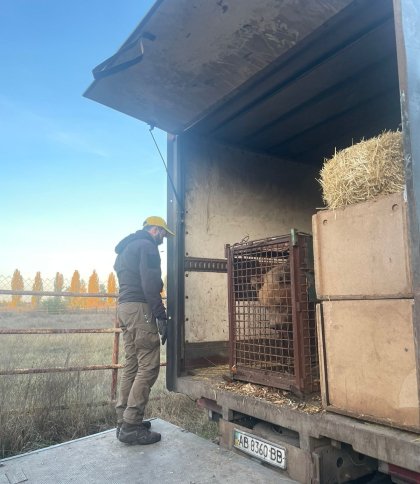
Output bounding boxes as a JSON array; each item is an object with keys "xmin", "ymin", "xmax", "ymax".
[
  {"xmin": 184, "ymin": 272, "xmax": 229, "ymax": 343},
  {"xmin": 322, "ymin": 299, "xmax": 420, "ymax": 430},
  {"xmin": 184, "ymin": 136, "xmax": 321, "ymax": 259},
  {"xmin": 313, "ymin": 192, "xmax": 412, "ymax": 299}
]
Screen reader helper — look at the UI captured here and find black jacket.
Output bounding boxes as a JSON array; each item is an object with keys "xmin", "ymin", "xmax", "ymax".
[{"xmin": 113, "ymin": 230, "xmax": 166, "ymax": 319}]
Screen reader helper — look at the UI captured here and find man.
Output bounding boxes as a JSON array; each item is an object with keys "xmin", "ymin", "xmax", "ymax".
[{"xmin": 113, "ymin": 216, "xmax": 174, "ymax": 445}]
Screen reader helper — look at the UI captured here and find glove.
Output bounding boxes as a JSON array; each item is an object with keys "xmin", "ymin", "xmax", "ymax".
[{"xmin": 157, "ymin": 318, "xmax": 168, "ymax": 345}]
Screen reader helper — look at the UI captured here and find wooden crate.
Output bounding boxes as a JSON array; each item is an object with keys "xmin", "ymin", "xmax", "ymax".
[
  {"xmin": 312, "ymin": 192, "xmax": 412, "ymax": 299},
  {"xmin": 317, "ymin": 299, "xmax": 420, "ymax": 431}
]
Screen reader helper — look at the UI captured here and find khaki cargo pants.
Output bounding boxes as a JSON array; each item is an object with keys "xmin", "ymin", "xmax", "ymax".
[{"xmin": 115, "ymin": 302, "xmax": 161, "ymax": 425}]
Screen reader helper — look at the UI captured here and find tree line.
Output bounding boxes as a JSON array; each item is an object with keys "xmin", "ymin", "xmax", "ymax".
[{"xmin": 8, "ymin": 269, "xmax": 117, "ymax": 309}]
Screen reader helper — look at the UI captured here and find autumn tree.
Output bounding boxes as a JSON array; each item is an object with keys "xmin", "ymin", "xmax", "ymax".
[
  {"xmin": 88, "ymin": 270, "xmax": 99, "ymax": 293},
  {"xmin": 79, "ymin": 279, "xmax": 87, "ymax": 309},
  {"xmin": 54, "ymin": 272, "xmax": 64, "ymax": 293},
  {"xmin": 31, "ymin": 271, "xmax": 43, "ymax": 308},
  {"xmin": 70, "ymin": 270, "xmax": 81, "ymax": 292},
  {"xmin": 69, "ymin": 270, "xmax": 81, "ymax": 308},
  {"xmin": 161, "ymin": 274, "xmax": 167, "ymax": 298},
  {"xmin": 11, "ymin": 269, "xmax": 24, "ymax": 307},
  {"xmin": 107, "ymin": 272, "xmax": 117, "ymax": 306},
  {"xmin": 87, "ymin": 270, "xmax": 100, "ymax": 308},
  {"xmin": 53, "ymin": 271, "xmax": 64, "ymax": 304}
]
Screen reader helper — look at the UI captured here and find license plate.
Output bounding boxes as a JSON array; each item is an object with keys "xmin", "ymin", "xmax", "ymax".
[{"xmin": 233, "ymin": 429, "xmax": 286, "ymax": 469}]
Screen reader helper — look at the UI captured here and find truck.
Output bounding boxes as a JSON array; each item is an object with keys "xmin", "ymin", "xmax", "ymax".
[{"xmin": 84, "ymin": 1, "xmax": 420, "ymax": 482}]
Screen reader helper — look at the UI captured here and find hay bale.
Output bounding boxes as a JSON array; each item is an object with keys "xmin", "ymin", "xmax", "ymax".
[{"xmin": 319, "ymin": 131, "xmax": 405, "ymax": 210}]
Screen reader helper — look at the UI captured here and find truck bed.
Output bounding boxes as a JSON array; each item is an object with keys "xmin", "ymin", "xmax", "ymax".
[
  {"xmin": 0, "ymin": 419, "xmax": 295, "ymax": 484},
  {"xmin": 176, "ymin": 374, "xmax": 420, "ymax": 474}
]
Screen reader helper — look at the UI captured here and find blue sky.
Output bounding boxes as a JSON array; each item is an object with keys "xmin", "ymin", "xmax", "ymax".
[{"xmin": 0, "ymin": 1, "xmax": 168, "ymax": 282}]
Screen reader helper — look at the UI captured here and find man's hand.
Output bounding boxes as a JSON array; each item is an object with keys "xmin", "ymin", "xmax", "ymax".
[{"xmin": 157, "ymin": 318, "xmax": 168, "ymax": 345}]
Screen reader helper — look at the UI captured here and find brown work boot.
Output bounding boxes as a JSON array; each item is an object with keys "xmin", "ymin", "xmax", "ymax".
[
  {"xmin": 116, "ymin": 420, "xmax": 151, "ymax": 438},
  {"xmin": 118, "ymin": 422, "xmax": 161, "ymax": 445}
]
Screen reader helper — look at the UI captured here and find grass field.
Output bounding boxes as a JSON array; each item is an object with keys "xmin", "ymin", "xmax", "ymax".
[{"xmin": 0, "ymin": 311, "xmax": 217, "ymax": 458}]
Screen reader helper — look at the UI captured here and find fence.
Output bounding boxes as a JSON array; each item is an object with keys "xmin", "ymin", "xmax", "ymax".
[
  {"xmin": 0, "ymin": 274, "xmax": 165, "ymax": 402},
  {"xmin": 0, "ymin": 273, "xmax": 116, "ymax": 312}
]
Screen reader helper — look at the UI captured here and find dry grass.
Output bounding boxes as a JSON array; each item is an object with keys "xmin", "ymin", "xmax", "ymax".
[
  {"xmin": 0, "ymin": 372, "xmax": 116, "ymax": 456},
  {"xmin": 318, "ymin": 131, "xmax": 404, "ymax": 209},
  {"xmin": 0, "ymin": 311, "xmax": 217, "ymax": 458},
  {"xmin": 144, "ymin": 375, "xmax": 218, "ymax": 441}
]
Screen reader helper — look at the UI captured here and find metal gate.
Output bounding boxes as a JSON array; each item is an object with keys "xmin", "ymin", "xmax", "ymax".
[{"xmin": 0, "ymin": 274, "xmax": 166, "ymax": 402}]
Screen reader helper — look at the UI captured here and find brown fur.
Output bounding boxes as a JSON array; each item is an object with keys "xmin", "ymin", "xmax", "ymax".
[{"xmin": 252, "ymin": 264, "xmax": 292, "ymax": 329}]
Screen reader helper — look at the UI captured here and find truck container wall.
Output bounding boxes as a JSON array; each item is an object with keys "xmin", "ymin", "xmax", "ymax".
[
  {"xmin": 179, "ymin": 135, "xmax": 321, "ymax": 366},
  {"xmin": 313, "ymin": 191, "xmax": 412, "ymax": 299},
  {"xmin": 318, "ymin": 299, "xmax": 420, "ymax": 430}
]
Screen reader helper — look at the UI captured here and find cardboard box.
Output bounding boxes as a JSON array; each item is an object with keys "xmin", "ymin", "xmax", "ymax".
[
  {"xmin": 317, "ymin": 299, "xmax": 420, "ymax": 431},
  {"xmin": 312, "ymin": 192, "xmax": 412, "ymax": 299}
]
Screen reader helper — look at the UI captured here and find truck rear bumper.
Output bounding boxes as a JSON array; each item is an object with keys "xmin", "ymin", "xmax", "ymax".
[{"xmin": 176, "ymin": 375, "xmax": 420, "ymax": 476}]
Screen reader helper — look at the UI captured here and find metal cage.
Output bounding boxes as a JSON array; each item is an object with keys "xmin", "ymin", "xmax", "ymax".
[{"xmin": 226, "ymin": 231, "xmax": 319, "ymax": 394}]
